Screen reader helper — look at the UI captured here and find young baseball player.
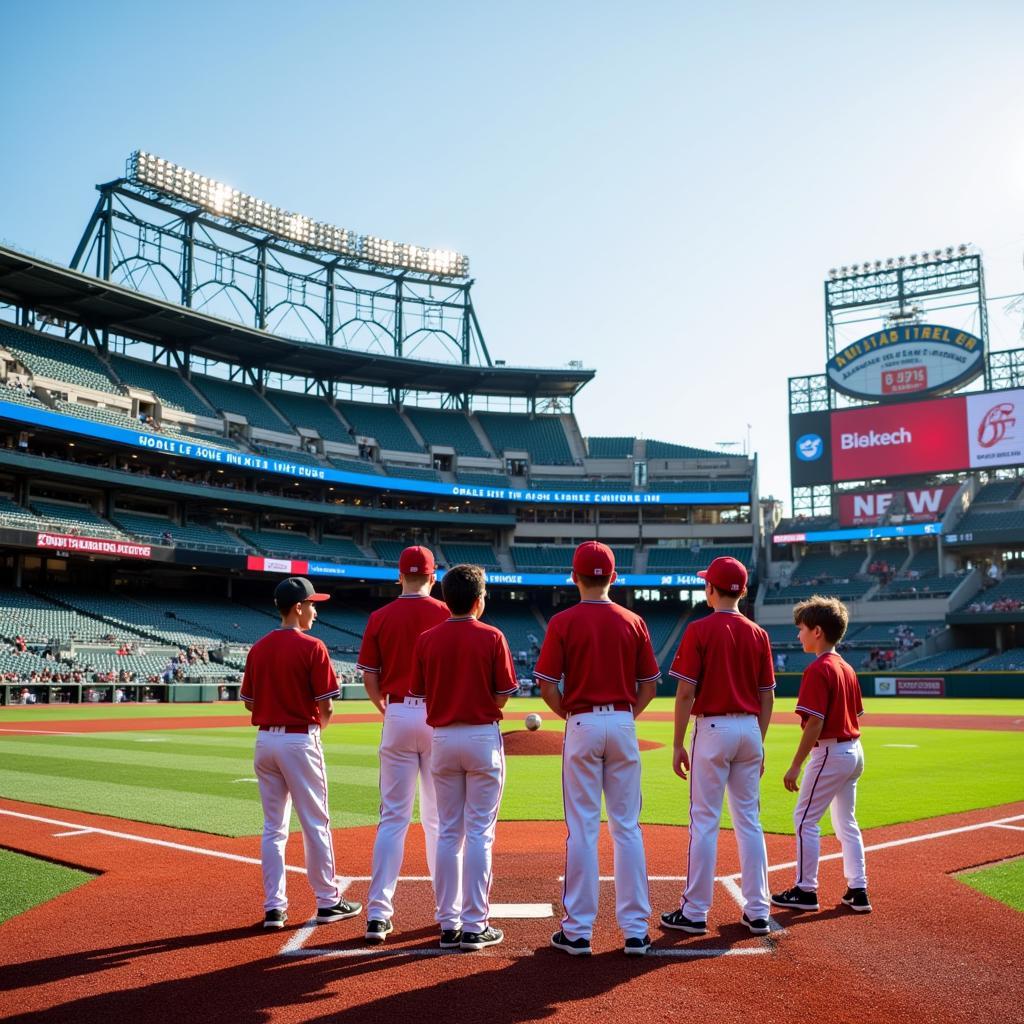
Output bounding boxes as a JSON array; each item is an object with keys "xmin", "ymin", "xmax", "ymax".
[
  {"xmin": 240, "ymin": 576, "xmax": 361, "ymax": 929},
  {"xmin": 771, "ymin": 595, "xmax": 871, "ymax": 913},
  {"xmin": 662, "ymin": 556, "xmax": 775, "ymax": 937},
  {"xmin": 409, "ymin": 564, "xmax": 519, "ymax": 951},
  {"xmin": 357, "ymin": 545, "xmax": 450, "ymax": 943},
  {"xmin": 535, "ymin": 541, "xmax": 661, "ymax": 957}
]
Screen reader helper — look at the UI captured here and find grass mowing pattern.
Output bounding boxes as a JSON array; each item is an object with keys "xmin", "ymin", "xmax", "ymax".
[
  {"xmin": 959, "ymin": 858, "xmax": 1024, "ymax": 912},
  {"xmin": 1, "ymin": 707, "xmax": 1022, "ymax": 837},
  {"xmin": 0, "ymin": 848, "xmax": 93, "ymax": 924}
]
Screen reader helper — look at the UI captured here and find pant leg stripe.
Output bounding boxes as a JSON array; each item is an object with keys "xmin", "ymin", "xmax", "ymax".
[{"xmin": 796, "ymin": 746, "xmax": 829, "ymax": 889}]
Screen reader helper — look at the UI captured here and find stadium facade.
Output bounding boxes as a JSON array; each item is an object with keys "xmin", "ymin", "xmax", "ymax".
[{"xmin": 0, "ymin": 156, "xmax": 757, "ymax": 704}]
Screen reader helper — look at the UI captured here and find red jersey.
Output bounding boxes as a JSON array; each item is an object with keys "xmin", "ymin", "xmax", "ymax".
[
  {"xmin": 534, "ymin": 599, "xmax": 661, "ymax": 713},
  {"xmin": 669, "ymin": 609, "xmax": 775, "ymax": 715},
  {"xmin": 240, "ymin": 628, "xmax": 339, "ymax": 727},
  {"xmin": 410, "ymin": 616, "xmax": 519, "ymax": 727},
  {"xmin": 356, "ymin": 594, "xmax": 449, "ymax": 700},
  {"xmin": 796, "ymin": 651, "xmax": 863, "ymax": 741}
]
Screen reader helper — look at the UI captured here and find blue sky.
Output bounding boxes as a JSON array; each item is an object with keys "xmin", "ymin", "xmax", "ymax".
[{"xmin": 1, "ymin": 1, "xmax": 1023, "ymax": 506}]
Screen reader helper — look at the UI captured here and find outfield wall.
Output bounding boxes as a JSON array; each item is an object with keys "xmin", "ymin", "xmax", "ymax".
[{"xmin": 774, "ymin": 672, "xmax": 1024, "ymax": 699}]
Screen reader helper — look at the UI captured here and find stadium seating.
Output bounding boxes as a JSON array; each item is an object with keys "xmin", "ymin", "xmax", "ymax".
[
  {"xmin": 266, "ymin": 389, "xmax": 352, "ymax": 443},
  {"xmin": 968, "ymin": 648, "xmax": 1024, "ymax": 671},
  {"xmin": 531, "ymin": 477, "xmax": 632, "ymax": 491},
  {"xmin": 482, "ymin": 605, "xmax": 545, "ymax": 667},
  {"xmin": 646, "ymin": 478, "xmax": 750, "ymax": 493},
  {"xmin": 336, "ymin": 401, "xmax": 422, "ymax": 453},
  {"xmin": 898, "ymin": 549, "xmax": 940, "ymax": 579},
  {"xmin": 958, "ymin": 573, "xmax": 1024, "ymax": 613},
  {"xmin": 634, "ymin": 603, "xmax": 686, "ymax": 657},
  {"xmin": 51, "ymin": 398, "xmax": 141, "ymax": 432},
  {"xmin": 646, "ymin": 545, "xmax": 753, "ymax": 571},
  {"xmin": 192, "ymin": 374, "xmax": 292, "ymax": 431},
  {"xmin": 873, "ymin": 574, "xmax": 964, "ymax": 600},
  {"xmin": 252, "ymin": 444, "xmax": 325, "ymax": 466},
  {"xmin": 0, "ymin": 325, "xmax": 120, "ymax": 394},
  {"xmin": 108, "ymin": 355, "xmax": 213, "ymax": 415},
  {"xmin": 0, "ymin": 495, "xmax": 41, "ymax": 531},
  {"xmin": 0, "ymin": 588, "xmax": 142, "ymax": 644},
  {"xmin": 763, "ymin": 580, "xmax": 873, "ymax": 605},
  {"xmin": 790, "ymin": 551, "xmax": 865, "ymax": 583},
  {"xmin": 406, "ymin": 407, "xmax": 491, "ymax": 457},
  {"xmin": 898, "ymin": 647, "xmax": 990, "ymax": 671},
  {"xmin": 384, "ymin": 464, "xmax": 439, "ymax": 481},
  {"xmin": 371, "ymin": 540, "xmax": 411, "ymax": 564},
  {"xmin": 954, "ymin": 506, "xmax": 1024, "ymax": 535},
  {"xmin": 476, "ymin": 412, "xmax": 573, "ymax": 465},
  {"xmin": 844, "ymin": 622, "xmax": 945, "ymax": 647},
  {"xmin": 774, "ymin": 515, "xmax": 837, "ymax": 534},
  {"xmin": 314, "ymin": 602, "xmax": 371, "ymax": 641},
  {"xmin": 456, "ymin": 472, "xmax": 511, "ymax": 487},
  {"xmin": 0, "ymin": 380, "xmax": 48, "ymax": 409},
  {"xmin": 645, "ymin": 439, "xmax": 721, "ymax": 459},
  {"xmin": 329, "ymin": 457, "xmax": 382, "ymax": 474},
  {"xmin": 440, "ymin": 542, "xmax": 502, "ymax": 569},
  {"xmin": 511, "ymin": 545, "xmax": 634, "ymax": 572},
  {"xmin": 110, "ymin": 512, "xmax": 248, "ymax": 553},
  {"xmin": 29, "ymin": 499, "xmax": 122, "ymax": 537},
  {"xmin": 972, "ymin": 479, "xmax": 1023, "ymax": 504},
  {"xmin": 587, "ymin": 436, "xmax": 635, "ymax": 458},
  {"xmin": 238, "ymin": 529, "xmax": 371, "ymax": 563}
]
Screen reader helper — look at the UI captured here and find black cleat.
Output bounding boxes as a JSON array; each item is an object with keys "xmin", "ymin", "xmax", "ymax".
[
  {"xmin": 460, "ymin": 926, "xmax": 504, "ymax": 950},
  {"xmin": 439, "ymin": 928, "xmax": 463, "ymax": 948},
  {"xmin": 659, "ymin": 909, "xmax": 708, "ymax": 934},
  {"xmin": 316, "ymin": 899, "xmax": 362, "ymax": 924},
  {"xmin": 623, "ymin": 934, "xmax": 651, "ymax": 956},
  {"xmin": 550, "ymin": 930, "xmax": 593, "ymax": 956},
  {"xmin": 741, "ymin": 913, "xmax": 770, "ymax": 935},
  {"xmin": 262, "ymin": 909, "xmax": 287, "ymax": 929},
  {"xmin": 841, "ymin": 887, "xmax": 873, "ymax": 913},
  {"xmin": 365, "ymin": 919, "xmax": 394, "ymax": 943},
  {"xmin": 771, "ymin": 886, "xmax": 819, "ymax": 912}
]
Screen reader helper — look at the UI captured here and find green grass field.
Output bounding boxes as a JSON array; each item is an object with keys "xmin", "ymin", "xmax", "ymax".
[
  {"xmin": 959, "ymin": 858, "xmax": 1024, "ymax": 912},
  {"xmin": 1, "ymin": 698, "xmax": 1021, "ymax": 838},
  {"xmin": 0, "ymin": 848, "xmax": 93, "ymax": 924}
]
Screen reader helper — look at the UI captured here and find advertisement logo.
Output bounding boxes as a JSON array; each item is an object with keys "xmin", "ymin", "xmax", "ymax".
[
  {"xmin": 795, "ymin": 434, "xmax": 824, "ymax": 461},
  {"xmin": 977, "ymin": 402, "xmax": 1015, "ymax": 448}
]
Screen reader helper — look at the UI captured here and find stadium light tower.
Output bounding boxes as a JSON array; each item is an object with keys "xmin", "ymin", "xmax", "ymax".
[{"xmin": 70, "ymin": 152, "xmax": 491, "ymax": 371}]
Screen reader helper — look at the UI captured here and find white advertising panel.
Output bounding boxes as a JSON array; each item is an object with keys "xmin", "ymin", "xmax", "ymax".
[{"xmin": 967, "ymin": 389, "xmax": 1024, "ymax": 469}]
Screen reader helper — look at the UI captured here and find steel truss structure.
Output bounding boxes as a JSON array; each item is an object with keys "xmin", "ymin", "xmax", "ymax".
[
  {"xmin": 789, "ymin": 252, "xmax": 1023, "ymax": 517},
  {"xmin": 71, "ymin": 175, "xmax": 492, "ymax": 403}
]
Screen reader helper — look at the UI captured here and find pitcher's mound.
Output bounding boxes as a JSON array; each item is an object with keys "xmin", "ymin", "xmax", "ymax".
[{"xmin": 502, "ymin": 730, "xmax": 663, "ymax": 756}]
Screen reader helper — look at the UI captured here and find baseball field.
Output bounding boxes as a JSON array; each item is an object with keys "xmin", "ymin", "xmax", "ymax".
[{"xmin": 1, "ymin": 696, "xmax": 1022, "ymax": 1023}]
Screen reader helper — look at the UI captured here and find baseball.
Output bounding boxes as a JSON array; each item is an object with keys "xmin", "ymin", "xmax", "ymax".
[{"xmin": 524, "ymin": 713, "xmax": 542, "ymax": 731}]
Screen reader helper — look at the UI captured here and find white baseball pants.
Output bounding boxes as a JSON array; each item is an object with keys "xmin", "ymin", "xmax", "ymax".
[
  {"xmin": 793, "ymin": 738, "xmax": 867, "ymax": 891},
  {"xmin": 367, "ymin": 696, "xmax": 442, "ymax": 922},
  {"xmin": 681, "ymin": 714, "xmax": 770, "ymax": 922},
  {"xmin": 430, "ymin": 722, "xmax": 504, "ymax": 934},
  {"xmin": 254, "ymin": 726, "xmax": 341, "ymax": 911},
  {"xmin": 561, "ymin": 708, "xmax": 651, "ymax": 941}
]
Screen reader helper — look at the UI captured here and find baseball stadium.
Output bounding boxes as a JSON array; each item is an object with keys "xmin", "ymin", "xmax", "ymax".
[{"xmin": 0, "ymin": 152, "xmax": 1022, "ymax": 1024}]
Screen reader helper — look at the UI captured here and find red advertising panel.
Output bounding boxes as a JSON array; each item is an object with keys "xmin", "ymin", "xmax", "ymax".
[
  {"xmin": 837, "ymin": 485, "xmax": 959, "ymax": 526},
  {"xmin": 831, "ymin": 396, "xmax": 968, "ymax": 483}
]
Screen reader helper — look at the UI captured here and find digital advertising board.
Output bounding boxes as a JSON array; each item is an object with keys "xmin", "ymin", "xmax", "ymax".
[
  {"xmin": 791, "ymin": 387, "xmax": 1024, "ymax": 487},
  {"xmin": 836, "ymin": 486, "xmax": 959, "ymax": 526}
]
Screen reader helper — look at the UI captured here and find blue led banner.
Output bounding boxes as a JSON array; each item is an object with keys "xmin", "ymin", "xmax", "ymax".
[
  {"xmin": 773, "ymin": 522, "xmax": 941, "ymax": 544},
  {"xmin": 246, "ymin": 555, "xmax": 705, "ymax": 588},
  {"xmin": 0, "ymin": 401, "xmax": 749, "ymax": 507}
]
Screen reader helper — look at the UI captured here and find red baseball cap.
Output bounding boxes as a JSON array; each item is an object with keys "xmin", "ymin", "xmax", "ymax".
[
  {"xmin": 572, "ymin": 541, "xmax": 615, "ymax": 577},
  {"xmin": 698, "ymin": 556, "xmax": 748, "ymax": 593},
  {"xmin": 398, "ymin": 545, "xmax": 436, "ymax": 576}
]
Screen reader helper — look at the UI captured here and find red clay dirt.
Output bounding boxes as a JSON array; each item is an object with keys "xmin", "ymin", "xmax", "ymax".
[
  {"xmin": 0, "ymin": 796, "xmax": 1021, "ymax": 1024},
  {"xmin": 501, "ymin": 729, "xmax": 663, "ymax": 755},
  {"xmin": 0, "ymin": 709, "xmax": 1020, "ymax": 734}
]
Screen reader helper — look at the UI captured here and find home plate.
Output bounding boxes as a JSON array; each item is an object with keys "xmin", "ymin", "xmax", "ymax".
[{"xmin": 490, "ymin": 903, "xmax": 553, "ymax": 919}]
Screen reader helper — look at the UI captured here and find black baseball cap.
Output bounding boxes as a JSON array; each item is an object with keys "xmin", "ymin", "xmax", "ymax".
[{"xmin": 274, "ymin": 576, "xmax": 330, "ymax": 610}]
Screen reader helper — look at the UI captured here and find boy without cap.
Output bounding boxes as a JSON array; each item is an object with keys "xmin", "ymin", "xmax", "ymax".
[
  {"xmin": 771, "ymin": 595, "xmax": 871, "ymax": 914},
  {"xmin": 409, "ymin": 564, "xmax": 519, "ymax": 951},
  {"xmin": 535, "ymin": 541, "xmax": 661, "ymax": 957},
  {"xmin": 357, "ymin": 545, "xmax": 451, "ymax": 944},
  {"xmin": 662, "ymin": 556, "xmax": 775, "ymax": 937},
  {"xmin": 241, "ymin": 576, "xmax": 362, "ymax": 929}
]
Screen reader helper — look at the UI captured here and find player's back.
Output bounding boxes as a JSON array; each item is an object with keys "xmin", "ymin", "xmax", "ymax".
[
  {"xmin": 244, "ymin": 628, "xmax": 336, "ymax": 725},
  {"xmin": 358, "ymin": 594, "xmax": 448, "ymax": 698}
]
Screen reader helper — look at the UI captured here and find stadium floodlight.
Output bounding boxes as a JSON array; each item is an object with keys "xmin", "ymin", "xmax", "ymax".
[
  {"xmin": 958, "ymin": 243, "xmax": 968, "ymax": 254},
  {"xmin": 127, "ymin": 151, "xmax": 470, "ymax": 278},
  {"xmin": 828, "ymin": 268, "xmax": 838, "ymax": 279}
]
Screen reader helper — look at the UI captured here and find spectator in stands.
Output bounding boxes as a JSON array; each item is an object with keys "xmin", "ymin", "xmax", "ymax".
[
  {"xmin": 987, "ymin": 562, "xmax": 1002, "ymax": 586},
  {"xmin": 774, "ymin": 651, "xmax": 788, "ymax": 671}
]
